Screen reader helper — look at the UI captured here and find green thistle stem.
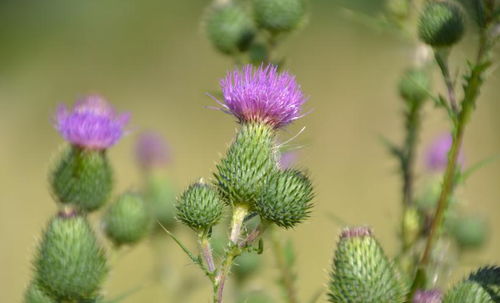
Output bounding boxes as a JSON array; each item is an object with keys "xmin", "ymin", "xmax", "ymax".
[
  {"xmin": 409, "ymin": 20, "xmax": 495, "ymax": 299},
  {"xmin": 270, "ymin": 227, "xmax": 298, "ymax": 303},
  {"xmin": 199, "ymin": 231, "xmax": 216, "ymax": 276},
  {"xmin": 214, "ymin": 204, "xmax": 249, "ymax": 303}
]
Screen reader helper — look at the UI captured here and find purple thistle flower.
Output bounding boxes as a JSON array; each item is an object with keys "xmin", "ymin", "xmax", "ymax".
[
  {"xmin": 135, "ymin": 131, "xmax": 170, "ymax": 170},
  {"xmin": 219, "ymin": 64, "xmax": 306, "ymax": 128},
  {"xmin": 425, "ymin": 133, "xmax": 464, "ymax": 172},
  {"xmin": 413, "ymin": 289, "xmax": 442, "ymax": 303},
  {"xmin": 340, "ymin": 226, "xmax": 372, "ymax": 239},
  {"xmin": 55, "ymin": 95, "xmax": 130, "ymax": 150}
]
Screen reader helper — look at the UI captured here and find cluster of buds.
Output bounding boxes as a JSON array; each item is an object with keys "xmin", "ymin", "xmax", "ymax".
[{"xmin": 204, "ymin": 0, "xmax": 306, "ymax": 64}]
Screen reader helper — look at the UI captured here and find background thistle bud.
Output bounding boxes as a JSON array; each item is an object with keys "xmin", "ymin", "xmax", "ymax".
[
  {"xmin": 252, "ymin": 0, "xmax": 305, "ymax": 33},
  {"xmin": 103, "ymin": 193, "xmax": 152, "ymax": 246},
  {"xmin": 328, "ymin": 227, "xmax": 407, "ymax": 303},
  {"xmin": 398, "ymin": 68, "xmax": 430, "ymax": 104},
  {"xmin": 418, "ymin": 1, "xmax": 465, "ymax": 47},
  {"xmin": 34, "ymin": 212, "xmax": 108, "ymax": 301},
  {"xmin": 255, "ymin": 169, "xmax": 313, "ymax": 228},
  {"xmin": 450, "ymin": 215, "xmax": 489, "ymax": 250},
  {"xmin": 51, "ymin": 146, "xmax": 113, "ymax": 212},
  {"xmin": 144, "ymin": 174, "xmax": 177, "ymax": 230},
  {"xmin": 24, "ymin": 282, "xmax": 56, "ymax": 303},
  {"xmin": 215, "ymin": 122, "xmax": 276, "ymax": 206},
  {"xmin": 176, "ymin": 182, "xmax": 224, "ymax": 231},
  {"xmin": 205, "ymin": 3, "xmax": 255, "ymax": 55}
]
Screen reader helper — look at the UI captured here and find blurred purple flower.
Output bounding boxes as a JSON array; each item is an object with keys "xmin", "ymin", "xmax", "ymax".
[
  {"xmin": 413, "ymin": 289, "xmax": 442, "ymax": 303},
  {"xmin": 340, "ymin": 226, "xmax": 372, "ymax": 239},
  {"xmin": 55, "ymin": 95, "xmax": 130, "ymax": 150},
  {"xmin": 219, "ymin": 64, "xmax": 306, "ymax": 128},
  {"xmin": 135, "ymin": 131, "xmax": 170, "ymax": 170},
  {"xmin": 425, "ymin": 133, "xmax": 464, "ymax": 172},
  {"xmin": 279, "ymin": 151, "xmax": 297, "ymax": 169}
]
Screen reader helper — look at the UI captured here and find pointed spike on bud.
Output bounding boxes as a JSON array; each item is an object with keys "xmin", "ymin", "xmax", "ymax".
[
  {"xmin": 328, "ymin": 226, "xmax": 408, "ymax": 302},
  {"xmin": 103, "ymin": 193, "xmax": 152, "ymax": 246},
  {"xmin": 418, "ymin": 1, "xmax": 466, "ymax": 47},
  {"xmin": 51, "ymin": 146, "xmax": 113, "ymax": 212},
  {"xmin": 34, "ymin": 215, "xmax": 108, "ymax": 300},
  {"xmin": 205, "ymin": 3, "xmax": 255, "ymax": 55},
  {"xmin": 176, "ymin": 182, "xmax": 225, "ymax": 231},
  {"xmin": 413, "ymin": 289, "xmax": 443, "ymax": 303}
]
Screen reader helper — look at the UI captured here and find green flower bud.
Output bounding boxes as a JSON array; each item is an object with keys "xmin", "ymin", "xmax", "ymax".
[
  {"xmin": 51, "ymin": 146, "xmax": 112, "ymax": 212},
  {"xmin": 328, "ymin": 227, "xmax": 407, "ymax": 303},
  {"xmin": 253, "ymin": 0, "xmax": 305, "ymax": 33},
  {"xmin": 24, "ymin": 282, "xmax": 56, "ymax": 303},
  {"xmin": 215, "ymin": 122, "xmax": 277, "ymax": 207},
  {"xmin": 34, "ymin": 210, "xmax": 108, "ymax": 301},
  {"xmin": 144, "ymin": 174, "xmax": 177, "ymax": 230},
  {"xmin": 103, "ymin": 193, "xmax": 152, "ymax": 246},
  {"xmin": 176, "ymin": 182, "xmax": 224, "ymax": 231},
  {"xmin": 233, "ymin": 251, "xmax": 261, "ymax": 282},
  {"xmin": 451, "ymin": 215, "xmax": 488, "ymax": 250},
  {"xmin": 255, "ymin": 169, "xmax": 313, "ymax": 228},
  {"xmin": 205, "ymin": 3, "xmax": 255, "ymax": 55},
  {"xmin": 443, "ymin": 266, "xmax": 500, "ymax": 303},
  {"xmin": 418, "ymin": 1, "xmax": 465, "ymax": 47},
  {"xmin": 398, "ymin": 68, "xmax": 430, "ymax": 104}
]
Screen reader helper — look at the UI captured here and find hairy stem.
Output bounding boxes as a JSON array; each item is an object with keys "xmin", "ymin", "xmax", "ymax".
[
  {"xmin": 435, "ymin": 50, "xmax": 458, "ymax": 113},
  {"xmin": 270, "ymin": 227, "xmax": 298, "ymax": 303},
  {"xmin": 199, "ymin": 232, "xmax": 216, "ymax": 276}
]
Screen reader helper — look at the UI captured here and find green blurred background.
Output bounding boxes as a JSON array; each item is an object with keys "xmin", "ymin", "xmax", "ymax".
[{"xmin": 1, "ymin": 0, "xmax": 499, "ymax": 301}]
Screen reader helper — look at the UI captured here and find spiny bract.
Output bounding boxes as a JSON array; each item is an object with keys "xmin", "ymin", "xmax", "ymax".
[
  {"xmin": 51, "ymin": 146, "xmax": 113, "ymax": 212},
  {"xmin": 176, "ymin": 182, "xmax": 224, "ymax": 231},
  {"xmin": 34, "ymin": 213, "xmax": 108, "ymax": 301},
  {"xmin": 215, "ymin": 122, "xmax": 277, "ymax": 207},
  {"xmin": 328, "ymin": 227, "xmax": 408, "ymax": 303},
  {"xmin": 254, "ymin": 169, "xmax": 313, "ymax": 228}
]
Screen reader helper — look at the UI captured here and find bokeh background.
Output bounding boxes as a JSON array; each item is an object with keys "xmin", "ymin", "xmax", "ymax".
[{"xmin": 1, "ymin": 0, "xmax": 499, "ymax": 302}]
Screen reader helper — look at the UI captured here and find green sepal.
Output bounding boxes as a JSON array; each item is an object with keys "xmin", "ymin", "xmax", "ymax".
[
  {"xmin": 176, "ymin": 182, "xmax": 224, "ymax": 231},
  {"xmin": 328, "ymin": 227, "xmax": 408, "ymax": 303},
  {"xmin": 34, "ymin": 211, "xmax": 108, "ymax": 301},
  {"xmin": 214, "ymin": 122, "xmax": 277, "ymax": 207},
  {"xmin": 103, "ymin": 193, "xmax": 152, "ymax": 246},
  {"xmin": 255, "ymin": 169, "xmax": 313, "ymax": 228},
  {"xmin": 51, "ymin": 145, "xmax": 113, "ymax": 212}
]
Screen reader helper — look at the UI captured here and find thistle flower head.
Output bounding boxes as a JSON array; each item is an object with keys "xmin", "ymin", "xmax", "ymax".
[
  {"xmin": 135, "ymin": 131, "xmax": 170, "ymax": 170},
  {"xmin": 55, "ymin": 95, "xmax": 130, "ymax": 150},
  {"xmin": 414, "ymin": 289, "xmax": 442, "ymax": 303},
  {"xmin": 425, "ymin": 133, "xmax": 464, "ymax": 172},
  {"xmin": 219, "ymin": 64, "xmax": 306, "ymax": 129},
  {"xmin": 340, "ymin": 226, "xmax": 373, "ymax": 239}
]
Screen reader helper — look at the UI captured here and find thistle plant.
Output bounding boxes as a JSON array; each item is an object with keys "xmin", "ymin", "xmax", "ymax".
[{"xmin": 169, "ymin": 63, "xmax": 312, "ymax": 303}]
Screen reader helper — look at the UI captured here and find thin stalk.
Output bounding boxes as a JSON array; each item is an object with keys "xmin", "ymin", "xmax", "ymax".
[
  {"xmin": 435, "ymin": 50, "xmax": 458, "ymax": 113},
  {"xmin": 270, "ymin": 227, "xmax": 298, "ymax": 303},
  {"xmin": 213, "ymin": 204, "xmax": 249, "ymax": 303},
  {"xmin": 199, "ymin": 231, "xmax": 216, "ymax": 276}
]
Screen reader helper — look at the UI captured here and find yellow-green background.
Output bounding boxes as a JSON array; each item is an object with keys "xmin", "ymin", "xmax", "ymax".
[{"xmin": 1, "ymin": 0, "xmax": 499, "ymax": 301}]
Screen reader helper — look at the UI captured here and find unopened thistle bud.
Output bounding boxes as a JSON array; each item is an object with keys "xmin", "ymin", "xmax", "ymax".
[
  {"xmin": 103, "ymin": 193, "xmax": 152, "ymax": 246},
  {"xmin": 328, "ymin": 227, "xmax": 407, "ymax": 303},
  {"xmin": 205, "ymin": 3, "xmax": 255, "ymax": 55},
  {"xmin": 450, "ymin": 215, "xmax": 488, "ymax": 250},
  {"xmin": 51, "ymin": 146, "xmax": 113, "ymax": 212},
  {"xmin": 176, "ymin": 182, "xmax": 224, "ymax": 231},
  {"xmin": 24, "ymin": 282, "xmax": 56, "ymax": 303},
  {"xmin": 413, "ymin": 289, "xmax": 442, "ymax": 303},
  {"xmin": 218, "ymin": 64, "xmax": 307, "ymax": 129},
  {"xmin": 255, "ymin": 169, "xmax": 313, "ymax": 228},
  {"xmin": 252, "ymin": 0, "xmax": 305, "ymax": 33},
  {"xmin": 398, "ymin": 68, "xmax": 430, "ymax": 104},
  {"xmin": 34, "ymin": 211, "xmax": 108, "ymax": 301},
  {"xmin": 215, "ymin": 122, "xmax": 276, "ymax": 207},
  {"xmin": 443, "ymin": 266, "xmax": 500, "ymax": 303},
  {"xmin": 418, "ymin": 1, "xmax": 465, "ymax": 47}
]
